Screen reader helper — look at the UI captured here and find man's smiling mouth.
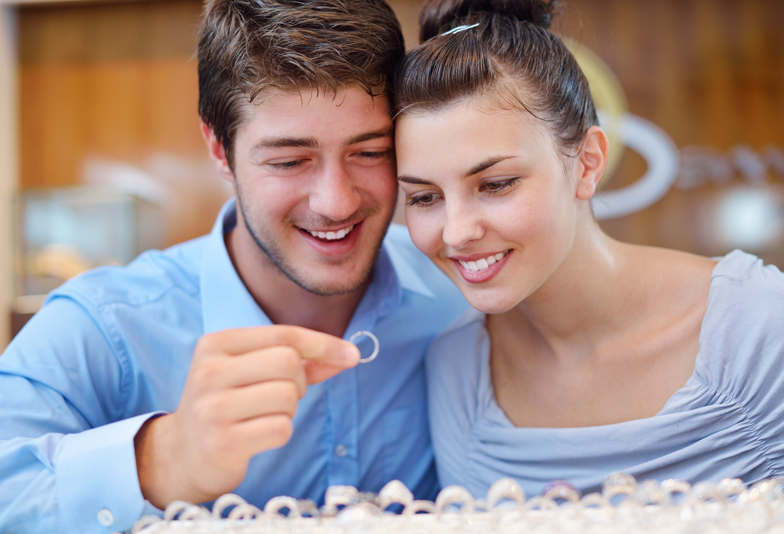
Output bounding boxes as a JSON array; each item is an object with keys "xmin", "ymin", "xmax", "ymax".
[{"xmin": 300, "ymin": 224, "xmax": 355, "ymax": 241}]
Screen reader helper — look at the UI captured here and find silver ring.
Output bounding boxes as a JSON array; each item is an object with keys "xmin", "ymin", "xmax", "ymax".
[{"xmin": 349, "ymin": 330, "xmax": 380, "ymax": 363}]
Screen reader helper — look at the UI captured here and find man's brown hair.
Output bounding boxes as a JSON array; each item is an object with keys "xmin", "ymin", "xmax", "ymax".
[{"xmin": 198, "ymin": 0, "xmax": 405, "ymax": 169}]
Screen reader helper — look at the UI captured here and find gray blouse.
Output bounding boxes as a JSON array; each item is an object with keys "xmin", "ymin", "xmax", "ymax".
[{"xmin": 426, "ymin": 250, "xmax": 784, "ymax": 498}]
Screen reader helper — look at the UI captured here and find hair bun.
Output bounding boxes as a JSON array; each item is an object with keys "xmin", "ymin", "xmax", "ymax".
[{"xmin": 419, "ymin": 0, "xmax": 560, "ymax": 42}]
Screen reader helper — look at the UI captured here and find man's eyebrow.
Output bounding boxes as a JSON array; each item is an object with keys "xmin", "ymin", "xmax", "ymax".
[
  {"xmin": 249, "ymin": 128, "xmax": 391, "ymax": 152},
  {"xmin": 464, "ymin": 156, "xmax": 517, "ymax": 178},
  {"xmin": 252, "ymin": 136, "xmax": 319, "ymax": 150},
  {"xmin": 344, "ymin": 128, "xmax": 393, "ymax": 147}
]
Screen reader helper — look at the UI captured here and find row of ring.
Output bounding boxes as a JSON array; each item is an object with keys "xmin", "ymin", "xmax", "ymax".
[{"xmin": 138, "ymin": 475, "xmax": 784, "ymax": 527}]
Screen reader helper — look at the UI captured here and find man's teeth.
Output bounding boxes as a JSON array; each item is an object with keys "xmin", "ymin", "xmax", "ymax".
[
  {"xmin": 309, "ymin": 225, "xmax": 354, "ymax": 241},
  {"xmin": 459, "ymin": 251, "xmax": 508, "ymax": 272}
]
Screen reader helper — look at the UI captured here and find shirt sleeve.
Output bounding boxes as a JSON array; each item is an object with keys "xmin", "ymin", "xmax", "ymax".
[
  {"xmin": 425, "ymin": 313, "xmax": 485, "ymax": 490},
  {"xmin": 697, "ymin": 253, "xmax": 784, "ymax": 478},
  {"xmin": 0, "ymin": 297, "xmax": 164, "ymax": 533}
]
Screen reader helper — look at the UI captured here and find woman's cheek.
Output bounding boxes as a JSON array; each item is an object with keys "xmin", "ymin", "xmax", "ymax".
[{"xmin": 405, "ymin": 209, "xmax": 440, "ymax": 260}]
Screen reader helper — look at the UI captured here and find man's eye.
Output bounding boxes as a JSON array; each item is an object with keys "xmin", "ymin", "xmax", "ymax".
[
  {"xmin": 269, "ymin": 159, "xmax": 305, "ymax": 170},
  {"xmin": 357, "ymin": 149, "xmax": 393, "ymax": 161},
  {"xmin": 406, "ymin": 193, "xmax": 439, "ymax": 208}
]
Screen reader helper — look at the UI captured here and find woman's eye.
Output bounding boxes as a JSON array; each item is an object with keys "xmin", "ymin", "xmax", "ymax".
[
  {"xmin": 406, "ymin": 193, "xmax": 439, "ymax": 208},
  {"xmin": 481, "ymin": 177, "xmax": 519, "ymax": 194}
]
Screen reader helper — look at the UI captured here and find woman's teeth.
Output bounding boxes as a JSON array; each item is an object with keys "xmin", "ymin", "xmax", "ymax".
[
  {"xmin": 308, "ymin": 225, "xmax": 354, "ymax": 241},
  {"xmin": 458, "ymin": 251, "xmax": 508, "ymax": 272}
]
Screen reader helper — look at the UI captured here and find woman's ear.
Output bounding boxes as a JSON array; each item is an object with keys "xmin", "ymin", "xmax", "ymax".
[
  {"xmin": 200, "ymin": 122, "xmax": 235, "ymax": 183},
  {"xmin": 575, "ymin": 126, "xmax": 609, "ymax": 201}
]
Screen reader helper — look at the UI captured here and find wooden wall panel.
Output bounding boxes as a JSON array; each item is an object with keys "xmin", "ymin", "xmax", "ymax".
[
  {"xmin": 18, "ymin": 0, "xmax": 220, "ymax": 249},
  {"xmin": 19, "ymin": 0, "xmax": 205, "ymax": 189},
  {"xmin": 1, "ymin": 5, "xmax": 17, "ymax": 349},
  {"xmin": 562, "ymin": 0, "xmax": 784, "ymax": 150},
  {"xmin": 547, "ymin": 0, "xmax": 784, "ymax": 264},
  {"xmin": 16, "ymin": 0, "xmax": 784, "ymax": 264}
]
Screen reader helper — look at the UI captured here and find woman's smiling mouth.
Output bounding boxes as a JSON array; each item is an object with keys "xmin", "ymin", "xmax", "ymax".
[
  {"xmin": 451, "ymin": 250, "xmax": 512, "ymax": 283},
  {"xmin": 456, "ymin": 250, "xmax": 510, "ymax": 272}
]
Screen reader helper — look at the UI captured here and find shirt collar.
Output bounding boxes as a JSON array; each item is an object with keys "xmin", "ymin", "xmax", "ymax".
[
  {"xmin": 383, "ymin": 229, "xmax": 436, "ymax": 300},
  {"xmin": 199, "ymin": 199, "xmax": 433, "ymax": 335},
  {"xmin": 200, "ymin": 199, "xmax": 272, "ymax": 334}
]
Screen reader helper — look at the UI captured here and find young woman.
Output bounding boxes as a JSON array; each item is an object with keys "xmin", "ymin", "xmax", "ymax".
[{"xmin": 394, "ymin": 0, "xmax": 784, "ymax": 498}]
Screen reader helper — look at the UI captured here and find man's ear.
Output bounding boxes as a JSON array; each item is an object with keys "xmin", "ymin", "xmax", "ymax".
[
  {"xmin": 200, "ymin": 122, "xmax": 235, "ymax": 183},
  {"xmin": 575, "ymin": 126, "xmax": 609, "ymax": 201}
]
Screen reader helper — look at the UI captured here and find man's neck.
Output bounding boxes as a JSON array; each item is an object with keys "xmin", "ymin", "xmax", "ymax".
[{"xmin": 225, "ymin": 226, "xmax": 370, "ymax": 338}]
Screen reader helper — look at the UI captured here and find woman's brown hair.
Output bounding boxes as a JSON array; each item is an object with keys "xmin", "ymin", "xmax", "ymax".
[{"xmin": 394, "ymin": 0, "xmax": 597, "ymax": 156}]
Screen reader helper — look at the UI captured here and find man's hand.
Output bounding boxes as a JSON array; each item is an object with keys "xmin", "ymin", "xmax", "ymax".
[{"xmin": 134, "ymin": 326, "xmax": 360, "ymax": 509}]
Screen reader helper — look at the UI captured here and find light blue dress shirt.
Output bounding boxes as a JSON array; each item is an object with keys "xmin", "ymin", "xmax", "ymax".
[
  {"xmin": 427, "ymin": 250, "xmax": 784, "ymax": 499},
  {"xmin": 0, "ymin": 199, "xmax": 468, "ymax": 534}
]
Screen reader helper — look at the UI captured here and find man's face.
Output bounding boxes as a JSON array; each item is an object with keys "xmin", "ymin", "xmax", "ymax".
[{"xmin": 223, "ymin": 87, "xmax": 397, "ymax": 296}]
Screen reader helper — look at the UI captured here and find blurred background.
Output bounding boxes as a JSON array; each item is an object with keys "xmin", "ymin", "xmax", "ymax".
[{"xmin": 0, "ymin": 0, "xmax": 782, "ymax": 350}]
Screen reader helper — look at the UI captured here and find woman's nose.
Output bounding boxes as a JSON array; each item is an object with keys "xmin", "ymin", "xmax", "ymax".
[
  {"xmin": 442, "ymin": 199, "xmax": 484, "ymax": 249},
  {"xmin": 308, "ymin": 162, "xmax": 362, "ymax": 222}
]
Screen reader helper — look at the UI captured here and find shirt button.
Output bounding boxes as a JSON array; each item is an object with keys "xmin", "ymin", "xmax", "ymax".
[
  {"xmin": 335, "ymin": 444, "xmax": 348, "ymax": 457},
  {"xmin": 96, "ymin": 508, "xmax": 115, "ymax": 526}
]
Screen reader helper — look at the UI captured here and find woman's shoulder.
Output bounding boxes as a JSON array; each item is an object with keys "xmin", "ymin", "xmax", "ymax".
[
  {"xmin": 688, "ymin": 251, "xmax": 784, "ymax": 466},
  {"xmin": 427, "ymin": 309, "xmax": 487, "ymax": 364},
  {"xmin": 637, "ymin": 246, "xmax": 783, "ymax": 328},
  {"xmin": 437, "ymin": 307, "xmax": 487, "ymax": 337},
  {"xmin": 705, "ymin": 250, "xmax": 784, "ymax": 326},
  {"xmin": 711, "ymin": 249, "xmax": 784, "ymax": 289},
  {"xmin": 425, "ymin": 308, "xmax": 489, "ymax": 401},
  {"xmin": 696, "ymin": 250, "xmax": 784, "ymax": 402}
]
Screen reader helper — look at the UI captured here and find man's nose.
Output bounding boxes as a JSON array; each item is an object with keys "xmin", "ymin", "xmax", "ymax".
[
  {"xmin": 308, "ymin": 161, "xmax": 362, "ymax": 222},
  {"xmin": 442, "ymin": 198, "xmax": 485, "ymax": 249}
]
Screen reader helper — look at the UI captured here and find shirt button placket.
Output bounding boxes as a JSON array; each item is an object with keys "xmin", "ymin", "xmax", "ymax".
[{"xmin": 327, "ymin": 363, "xmax": 360, "ymax": 487}]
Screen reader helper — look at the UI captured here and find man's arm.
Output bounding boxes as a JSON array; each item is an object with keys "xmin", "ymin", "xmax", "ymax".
[
  {"xmin": 0, "ymin": 297, "xmax": 360, "ymax": 533},
  {"xmin": 0, "ymin": 297, "xmax": 158, "ymax": 533},
  {"xmin": 133, "ymin": 326, "xmax": 360, "ymax": 508}
]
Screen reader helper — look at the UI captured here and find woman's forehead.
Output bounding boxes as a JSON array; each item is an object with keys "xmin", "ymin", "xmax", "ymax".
[
  {"xmin": 397, "ymin": 102, "xmax": 556, "ymax": 157},
  {"xmin": 396, "ymin": 104, "xmax": 561, "ymax": 183}
]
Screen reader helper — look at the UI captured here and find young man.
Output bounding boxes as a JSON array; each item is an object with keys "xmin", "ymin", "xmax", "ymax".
[{"xmin": 0, "ymin": 1, "xmax": 467, "ymax": 532}]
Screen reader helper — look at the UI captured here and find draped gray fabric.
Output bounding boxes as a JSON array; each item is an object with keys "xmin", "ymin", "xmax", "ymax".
[{"xmin": 427, "ymin": 250, "xmax": 784, "ymax": 498}]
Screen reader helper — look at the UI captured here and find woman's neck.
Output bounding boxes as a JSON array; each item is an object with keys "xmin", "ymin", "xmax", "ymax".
[
  {"xmin": 498, "ymin": 226, "xmax": 641, "ymax": 365},
  {"xmin": 487, "ymin": 226, "xmax": 716, "ymax": 428}
]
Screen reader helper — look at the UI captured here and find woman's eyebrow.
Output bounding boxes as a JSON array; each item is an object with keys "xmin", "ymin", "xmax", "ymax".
[
  {"xmin": 464, "ymin": 156, "xmax": 517, "ymax": 178},
  {"xmin": 397, "ymin": 156, "xmax": 519, "ymax": 184},
  {"xmin": 397, "ymin": 175, "xmax": 432, "ymax": 184}
]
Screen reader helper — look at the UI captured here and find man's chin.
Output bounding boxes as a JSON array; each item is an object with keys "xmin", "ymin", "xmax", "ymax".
[
  {"xmin": 289, "ymin": 232, "xmax": 386, "ymax": 296},
  {"xmin": 293, "ymin": 269, "xmax": 373, "ymax": 297}
]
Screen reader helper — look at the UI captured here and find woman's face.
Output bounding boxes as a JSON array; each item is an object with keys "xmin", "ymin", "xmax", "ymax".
[{"xmin": 396, "ymin": 102, "xmax": 586, "ymax": 314}]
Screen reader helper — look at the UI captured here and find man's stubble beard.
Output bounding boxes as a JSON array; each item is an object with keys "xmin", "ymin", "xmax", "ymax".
[{"xmin": 235, "ymin": 186, "xmax": 397, "ymax": 297}]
